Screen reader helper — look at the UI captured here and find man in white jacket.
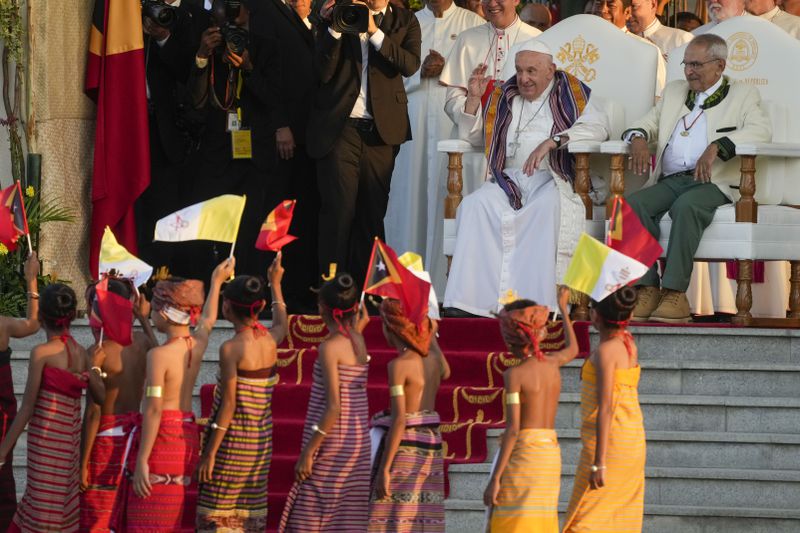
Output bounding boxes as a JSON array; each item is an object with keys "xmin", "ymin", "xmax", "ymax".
[{"xmin": 623, "ymin": 34, "xmax": 772, "ymax": 322}]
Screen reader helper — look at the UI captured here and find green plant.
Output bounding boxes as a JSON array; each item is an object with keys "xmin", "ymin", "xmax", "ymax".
[{"xmin": 0, "ymin": 185, "xmax": 75, "ymax": 317}]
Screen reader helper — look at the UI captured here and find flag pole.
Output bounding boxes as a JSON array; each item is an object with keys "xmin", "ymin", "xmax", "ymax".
[
  {"xmin": 26, "ymin": 233, "xmax": 33, "ymax": 255},
  {"xmin": 229, "ymin": 195, "xmax": 247, "ymax": 260},
  {"xmin": 99, "ymin": 327, "xmax": 104, "ymax": 345}
]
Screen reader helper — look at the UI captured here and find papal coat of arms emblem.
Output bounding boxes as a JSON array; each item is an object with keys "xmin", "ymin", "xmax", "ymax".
[{"xmin": 556, "ymin": 35, "xmax": 600, "ymax": 82}]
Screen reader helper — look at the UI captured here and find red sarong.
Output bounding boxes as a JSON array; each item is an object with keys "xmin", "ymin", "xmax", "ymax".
[
  {"xmin": 10, "ymin": 366, "xmax": 86, "ymax": 533},
  {"xmin": 124, "ymin": 410, "xmax": 200, "ymax": 532},
  {"xmin": 0, "ymin": 353, "xmax": 17, "ymax": 532},
  {"xmin": 80, "ymin": 412, "xmax": 141, "ymax": 532}
]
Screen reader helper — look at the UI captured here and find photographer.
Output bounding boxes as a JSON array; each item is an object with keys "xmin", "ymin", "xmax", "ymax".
[
  {"xmin": 136, "ymin": 0, "xmax": 208, "ymax": 272},
  {"xmin": 186, "ymin": 0, "xmax": 285, "ymax": 279},
  {"xmin": 309, "ymin": 0, "xmax": 421, "ymax": 286}
]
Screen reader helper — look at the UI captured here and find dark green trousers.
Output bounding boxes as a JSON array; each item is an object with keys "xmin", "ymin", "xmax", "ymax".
[{"xmin": 626, "ymin": 172, "xmax": 730, "ymax": 292}]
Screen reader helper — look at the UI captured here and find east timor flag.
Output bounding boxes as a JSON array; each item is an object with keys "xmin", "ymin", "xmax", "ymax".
[
  {"xmin": 363, "ymin": 238, "xmax": 431, "ymax": 328},
  {"xmin": 85, "ymin": 0, "xmax": 150, "ymax": 277}
]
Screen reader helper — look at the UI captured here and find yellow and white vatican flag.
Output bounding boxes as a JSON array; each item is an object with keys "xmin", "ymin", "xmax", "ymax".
[
  {"xmin": 154, "ymin": 194, "xmax": 246, "ymax": 247},
  {"xmin": 99, "ymin": 226, "xmax": 153, "ymax": 289},
  {"xmin": 563, "ymin": 233, "xmax": 649, "ymax": 302},
  {"xmin": 398, "ymin": 251, "xmax": 440, "ymax": 321}
]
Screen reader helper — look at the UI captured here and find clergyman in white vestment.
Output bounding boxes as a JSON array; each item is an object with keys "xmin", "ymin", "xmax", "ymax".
[
  {"xmin": 443, "ymin": 41, "xmax": 609, "ymax": 316},
  {"xmin": 384, "ymin": 0, "xmax": 483, "ymax": 296}
]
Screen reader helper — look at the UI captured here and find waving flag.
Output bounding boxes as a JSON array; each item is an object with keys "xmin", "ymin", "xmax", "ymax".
[
  {"xmin": 0, "ymin": 182, "xmax": 28, "ymax": 251},
  {"xmin": 255, "ymin": 199, "xmax": 297, "ymax": 251},
  {"xmin": 563, "ymin": 233, "xmax": 649, "ymax": 302},
  {"xmin": 99, "ymin": 226, "xmax": 153, "ymax": 289},
  {"xmin": 85, "ymin": 0, "xmax": 150, "ymax": 277},
  {"xmin": 607, "ymin": 197, "xmax": 662, "ymax": 269},
  {"xmin": 154, "ymin": 195, "xmax": 247, "ymax": 244},
  {"xmin": 363, "ymin": 238, "xmax": 431, "ymax": 327},
  {"xmin": 89, "ymin": 277, "xmax": 134, "ymax": 346},
  {"xmin": 398, "ymin": 251, "xmax": 440, "ymax": 321}
]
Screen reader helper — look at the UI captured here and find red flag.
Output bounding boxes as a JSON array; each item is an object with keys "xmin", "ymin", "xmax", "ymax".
[
  {"xmin": 0, "ymin": 182, "xmax": 29, "ymax": 251},
  {"xmin": 607, "ymin": 197, "xmax": 662, "ymax": 269},
  {"xmin": 363, "ymin": 238, "xmax": 431, "ymax": 328},
  {"xmin": 255, "ymin": 199, "xmax": 298, "ymax": 251},
  {"xmin": 91, "ymin": 277, "xmax": 134, "ymax": 346},
  {"xmin": 85, "ymin": 0, "xmax": 150, "ymax": 277}
]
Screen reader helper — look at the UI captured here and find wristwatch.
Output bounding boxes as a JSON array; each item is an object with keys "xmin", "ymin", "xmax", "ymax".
[{"xmin": 551, "ymin": 134, "xmax": 566, "ymax": 148}]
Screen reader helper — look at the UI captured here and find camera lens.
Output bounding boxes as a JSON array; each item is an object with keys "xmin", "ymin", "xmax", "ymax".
[{"xmin": 341, "ymin": 8, "xmax": 360, "ymax": 25}]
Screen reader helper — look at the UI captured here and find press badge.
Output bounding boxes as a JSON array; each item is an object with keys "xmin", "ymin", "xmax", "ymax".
[
  {"xmin": 226, "ymin": 111, "xmax": 241, "ymax": 132},
  {"xmin": 231, "ymin": 129, "xmax": 252, "ymax": 159}
]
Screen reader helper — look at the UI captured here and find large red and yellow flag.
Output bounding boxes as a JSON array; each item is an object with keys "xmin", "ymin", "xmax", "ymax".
[
  {"xmin": 255, "ymin": 199, "xmax": 298, "ymax": 251},
  {"xmin": 85, "ymin": 0, "xmax": 150, "ymax": 277},
  {"xmin": 363, "ymin": 238, "xmax": 431, "ymax": 328}
]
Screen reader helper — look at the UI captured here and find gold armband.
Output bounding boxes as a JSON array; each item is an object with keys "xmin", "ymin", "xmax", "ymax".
[
  {"xmin": 389, "ymin": 384, "xmax": 405, "ymax": 398},
  {"xmin": 146, "ymin": 386, "xmax": 163, "ymax": 398},
  {"xmin": 505, "ymin": 392, "xmax": 520, "ymax": 405}
]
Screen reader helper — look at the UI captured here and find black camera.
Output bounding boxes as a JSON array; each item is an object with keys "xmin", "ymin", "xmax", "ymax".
[
  {"xmin": 211, "ymin": 0, "xmax": 249, "ymax": 56},
  {"xmin": 311, "ymin": 0, "xmax": 370, "ymax": 34},
  {"xmin": 220, "ymin": 23, "xmax": 249, "ymax": 55},
  {"xmin": 141, "ymin": 0, "xmax": 177, "ymax": 29}
]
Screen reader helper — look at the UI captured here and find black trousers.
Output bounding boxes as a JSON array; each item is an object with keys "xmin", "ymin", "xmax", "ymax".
[
  {"xmin": 317, "ymin": 120, "xmax": 398, "ymax": 286},
  {"xmin": 279, "ymin": 147, "xmax": 320, "ymax": 311}
]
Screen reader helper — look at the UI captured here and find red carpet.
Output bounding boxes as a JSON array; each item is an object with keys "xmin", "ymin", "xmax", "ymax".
[{"xmin": 200, "ymin": 315, "xmax": 590, "ymax": 531}]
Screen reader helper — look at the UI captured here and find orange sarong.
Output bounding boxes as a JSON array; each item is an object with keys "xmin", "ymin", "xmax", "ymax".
[
  {"xmin": 562, "ymin": 359, "xmax": 646, "ymax": 532},
  {"xmin": 489, "ymin": 428, "xmax": 560, "ymax": 533}
]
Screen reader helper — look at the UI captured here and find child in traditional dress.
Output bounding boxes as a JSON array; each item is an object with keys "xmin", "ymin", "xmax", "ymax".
[
  {"xmin": 197, "ymin": 254, "xmax": 288, "ymax": 531},
  {"xmin": 484, "ymin": 286, "xmax": 577, "ymax": 532},
  {"xmin": 563, "ymin": 286, "xmax": 645, "ymax": 532},
  {"xmin": 0, "ymin": 282, "xmax": 104, "ymax": 533},
  {"xmin": 79, "ymin": 277, "xmax": 157, "ymax": 531},
  {"xmin": 279, "ymin": 273, "xmax": 371, "ymax": 532},
  {"xmin": 0, "ymin": 252, "xmax": 39, "ymax": 530},
  {"xmin": 127, "ymin": 258, "xmax": 234, "ymax": 532},
  {"xmin": 368, "ymin": 297, "xmax": 444, "ymax": 532}
]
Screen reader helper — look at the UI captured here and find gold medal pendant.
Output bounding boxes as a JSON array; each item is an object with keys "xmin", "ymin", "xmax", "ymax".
[{"xmin": 680, "ymin": 130, "xmax": 690, "ymax": 137}]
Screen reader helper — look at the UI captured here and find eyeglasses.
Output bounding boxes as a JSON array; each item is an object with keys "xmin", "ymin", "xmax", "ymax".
[{"xmin": 681, "ymin": 59, "xmax": 719, "ymax": 70}]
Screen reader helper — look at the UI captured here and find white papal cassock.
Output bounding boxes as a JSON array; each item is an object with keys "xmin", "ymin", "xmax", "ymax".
[
  {"xmin": 443, "ymin": 79, "xmax": 609, "ymax": 316},
  {"xmin": 432, "ymin": 17, "xmax": 540, "ymax": 295},
  {"xmin": 384, "ymin": 3, "xmax": 483, "ymax": 296}
]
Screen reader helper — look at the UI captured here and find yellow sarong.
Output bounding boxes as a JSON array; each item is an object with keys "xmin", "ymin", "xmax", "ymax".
[
  {"xmin": 562, "ymin": 359, "xmax": 646, "ymax": 532},
  {"xmin": 490, "ymin": 429, "xmax": 560, "ymax": 533}
]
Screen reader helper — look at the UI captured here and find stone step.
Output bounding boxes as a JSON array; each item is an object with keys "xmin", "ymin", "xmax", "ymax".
[
  {"xmin": 9, "ymin": 322, "xmax": 800, "ymax": 362},
  {"xmin": 444, "ymin": 500, "xmax": 800, "ymax": 533},
  {"xmin": 484, "ymin": 429, "xmax": 800, "ymax": 471},
  {"xmin": 551, "ymin": 393, "xmax": 800, "ymax": 434},
  {"xmin": 447, "ymin": 462, "xmax": 800, "ymax": 509}
]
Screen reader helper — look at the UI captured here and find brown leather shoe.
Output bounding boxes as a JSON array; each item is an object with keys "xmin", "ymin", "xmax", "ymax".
[
  {"xmin": 632, "ymin": 286, "xmax": 662, "ymax": 322},
  {"xmin": 650, "ymin": 289, "xmax": 691, "ymax": 323}
]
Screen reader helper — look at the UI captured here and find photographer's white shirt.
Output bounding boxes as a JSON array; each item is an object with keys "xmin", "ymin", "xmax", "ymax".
[{"xmin": 327, "ymin": 7, "xmax": 388, "ymax": 119}]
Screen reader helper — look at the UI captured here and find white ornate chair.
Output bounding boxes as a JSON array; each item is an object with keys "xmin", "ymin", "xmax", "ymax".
[
  {"xmin": 438, "ymin": 14, "xmax": 663, "ymax": 317},
  {"xmin": 600, "ymin": 17, "xmax": 800, "ymax": 326}
]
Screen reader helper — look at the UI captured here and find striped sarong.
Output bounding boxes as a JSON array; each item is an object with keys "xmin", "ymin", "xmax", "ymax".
[
  {"xmin": 489, "ymin": 428, "xmax": 560, "ymax": 533},
  {"xmin": 197, "ymin": 369, "xmax": 279, "ymax": 532},
  {"xmin": 9, "ymin": 367, "xmax": 86, "ymax": 532},
  {"xmin": 79, "ymin": 412, "xmax": 140, "ymax": 532},
  {"xmin": 368, "ymin": 410, "xmax": 445, "ymax": 532},
  {"xmin": 279, "ymin": 361, "xmax": 371, "ymax": 532},
  {"xmin": 125, "ymin": 410, "xmax": 200, "ymax": 532},
  {"xmin": 0, "ymin": 350, "xmax": 17, "ymax": 532},
  {"xmin": 563, "ymin": 359, "xmax": 646, "ymax": 532}
]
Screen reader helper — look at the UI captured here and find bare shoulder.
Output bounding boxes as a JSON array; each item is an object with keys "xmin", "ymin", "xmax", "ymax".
[
  {"xmin": 219, "ymin": 338, "xmax": 242, "ymax": 363},
  {"xmin": 502, "ymin": 365, "xmax": 521, "ymax": 389}
]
